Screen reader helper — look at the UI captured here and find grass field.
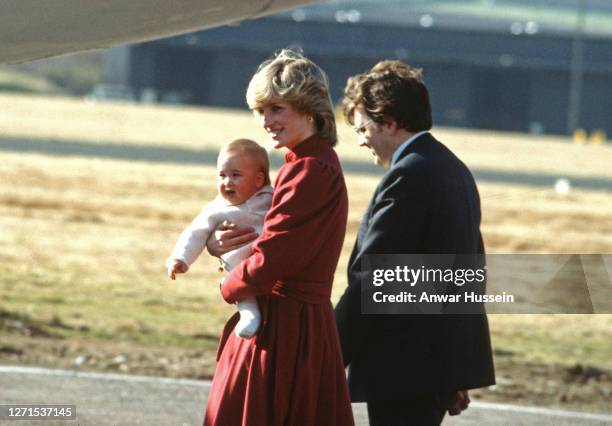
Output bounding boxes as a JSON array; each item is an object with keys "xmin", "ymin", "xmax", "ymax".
[{"xmin": 1, "ymin": 93, "xmax": 612, "ymax": 410}]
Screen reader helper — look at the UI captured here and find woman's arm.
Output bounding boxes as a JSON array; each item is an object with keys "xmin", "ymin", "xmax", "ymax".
[{"xmin": 221, "ymin": 158, "xmax": 344, "ymax": 303}]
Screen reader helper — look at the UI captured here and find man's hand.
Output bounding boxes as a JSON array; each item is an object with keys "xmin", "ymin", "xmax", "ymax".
[
  {"xmin": 206, "ymin": 221, "xmax": 258, "ymax": 257},
  {"xmin": 447, "ymin": 390, "xmax": 470, "ymax": 416},
  {"xmin": 167, "ymin": 259, "xmax": 188, "ymax": 280}
]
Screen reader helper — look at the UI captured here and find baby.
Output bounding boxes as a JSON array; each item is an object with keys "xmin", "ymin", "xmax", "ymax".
[{"xmin": 167, "ymin": 138, "xmax": 272, "ymax": 339}]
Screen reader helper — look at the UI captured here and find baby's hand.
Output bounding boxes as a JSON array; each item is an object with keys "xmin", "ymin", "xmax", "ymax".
[{"xmin": 167, "ymin": 259, "xmax": 188, "ymax": 280}]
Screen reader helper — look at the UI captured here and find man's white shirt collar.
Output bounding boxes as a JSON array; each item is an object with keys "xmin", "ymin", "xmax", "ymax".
[{"xmin": 391, "ymin": 131, "xmax": 428, "ymax": 165}]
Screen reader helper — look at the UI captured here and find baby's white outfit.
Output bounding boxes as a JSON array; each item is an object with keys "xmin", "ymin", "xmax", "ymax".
[{"xmin": 169, "ymin": 185, "xmax": 273, "ymax": 338}]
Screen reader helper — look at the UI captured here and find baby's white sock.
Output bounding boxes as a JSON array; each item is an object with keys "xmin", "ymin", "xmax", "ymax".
[{"xmin": 235, "ymin": 297, "xmax": 261, "ymax": 339}]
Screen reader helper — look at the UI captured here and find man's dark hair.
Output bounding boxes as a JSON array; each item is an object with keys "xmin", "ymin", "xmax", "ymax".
[{"xmin": 342, "ymin": 60, "xmax": 432, "ymax": 132}]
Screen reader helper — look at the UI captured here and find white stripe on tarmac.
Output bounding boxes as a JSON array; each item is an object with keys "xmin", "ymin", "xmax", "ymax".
[
  {"xmin": 0, "ymin": 365, "xmax": 209, "ymax": 388},
  {"xmin": 2, "ymin": 365, "xmax": 612, "ymax": 422},
  {"xmin": 470, "ymin": 401, "xmax": 612, "ymax": 422}
]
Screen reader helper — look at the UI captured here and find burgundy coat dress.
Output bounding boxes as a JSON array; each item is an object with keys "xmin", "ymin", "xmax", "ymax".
[{"xmin": 204, "ymin": 135, "xmax": 354, "ymax": 426}]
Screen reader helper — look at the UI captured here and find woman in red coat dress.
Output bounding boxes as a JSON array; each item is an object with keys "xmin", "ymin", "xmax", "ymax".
[{"xmin": 203, "ymin": 49, "xmax": 354, "ymax": 426}]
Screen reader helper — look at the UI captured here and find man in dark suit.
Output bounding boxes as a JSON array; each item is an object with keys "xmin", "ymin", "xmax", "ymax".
[{"xmin": 335, "ymin": 60, "xmax": 495, "ymax": 425}]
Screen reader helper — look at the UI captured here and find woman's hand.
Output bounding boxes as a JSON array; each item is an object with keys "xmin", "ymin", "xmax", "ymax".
[{"xmin": 206, "ymin": 221, "xmax": 258, "ymax": 257}]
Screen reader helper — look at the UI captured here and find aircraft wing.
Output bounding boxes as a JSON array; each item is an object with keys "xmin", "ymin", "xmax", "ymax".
[{"xmin": 1, "ymin": 0, "xmax": 319, "ymax": 64}]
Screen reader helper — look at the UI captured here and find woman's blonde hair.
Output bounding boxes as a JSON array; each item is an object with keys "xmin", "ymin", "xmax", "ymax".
[{"xmin": 246, "ymin": 49, "xmax": 337, "ymax": 146}]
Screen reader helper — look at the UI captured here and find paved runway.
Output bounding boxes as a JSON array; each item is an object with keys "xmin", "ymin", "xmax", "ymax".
[
  {"xmin": 1, "ymin": 366, "xmax": 611, "ymax": 425},
  {"xmin": 1, "ymin": 136, "xmax": 611, "ymax": 192}
]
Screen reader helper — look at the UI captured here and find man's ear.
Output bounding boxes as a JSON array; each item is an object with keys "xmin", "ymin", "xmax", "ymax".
[{"xmin": 381, "ymin": 117, "xmax": 399, "ymax": 134}]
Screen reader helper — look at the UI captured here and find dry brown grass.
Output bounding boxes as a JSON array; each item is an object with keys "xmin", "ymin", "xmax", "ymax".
[
  {"xmin": 2, "ymin": 93, "xmax": 611, "ymax": 177},
  {"xmin": 1, "ymin": 93, "xmax": 611, "ymax": 369}
]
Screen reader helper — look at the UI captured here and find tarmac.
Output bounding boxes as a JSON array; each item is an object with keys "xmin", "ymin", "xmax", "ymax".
[
  {"xmin": 2, "ymin": 366, "xmax": 612, "ymax": 426},
  {"xmin": 1, "ymin": 136, "xmax": 611, "ymax": 193}
]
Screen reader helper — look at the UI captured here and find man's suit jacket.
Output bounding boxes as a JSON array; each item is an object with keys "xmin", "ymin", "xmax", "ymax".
[{"xmin": 335, "ymin": 132, "xmax": 495, "ymax": 402}]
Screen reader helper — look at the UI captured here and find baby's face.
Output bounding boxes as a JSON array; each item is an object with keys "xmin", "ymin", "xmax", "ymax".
[{"xmin": 217, "ymin": 151, "xmax": 264, "ymax": 205}]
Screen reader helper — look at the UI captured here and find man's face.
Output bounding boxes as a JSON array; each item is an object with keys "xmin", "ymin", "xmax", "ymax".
[{"xmin": 353, "ymin": 107, "xmax": 394, "ymax": 168}]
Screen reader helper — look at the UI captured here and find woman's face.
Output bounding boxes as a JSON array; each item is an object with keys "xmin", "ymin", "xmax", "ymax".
[{"xmin": 255, "ymin": 100, "xmax": 316, "ymax": 150}]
